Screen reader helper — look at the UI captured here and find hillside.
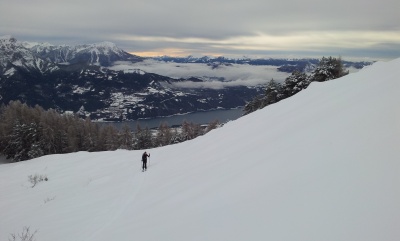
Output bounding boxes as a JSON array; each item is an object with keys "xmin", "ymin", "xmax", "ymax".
[{"xmin": 0, "ymin": 58, "xmax": 399, "ymax": 241}]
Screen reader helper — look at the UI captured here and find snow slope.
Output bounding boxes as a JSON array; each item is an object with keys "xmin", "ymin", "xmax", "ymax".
[{"xmin": 1, "ymin": 59, "xmax": 399, "ymax": 241}]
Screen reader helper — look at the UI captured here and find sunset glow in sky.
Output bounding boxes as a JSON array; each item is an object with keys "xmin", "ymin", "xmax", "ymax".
[{"xmin": 1, "ymin": 0, "xmax": 399, "ymax": 60}]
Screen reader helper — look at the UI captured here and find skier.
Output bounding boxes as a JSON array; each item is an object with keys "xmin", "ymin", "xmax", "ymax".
[{"xmin": 142, "ymin": 151, "xmax": 150, "ymax": 171}]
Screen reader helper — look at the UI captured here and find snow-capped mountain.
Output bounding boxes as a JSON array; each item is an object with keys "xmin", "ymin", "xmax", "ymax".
[
  {"xmin": 28, "ymin": 41, "xmax": 142, "ymax": 66},
  {"xmin": 0, "ymin": 36, "xmax": 58, "ymax": 75},
  {"xmin": 0, "ymin": 35, "xmax": 142, "ymax": 72}
]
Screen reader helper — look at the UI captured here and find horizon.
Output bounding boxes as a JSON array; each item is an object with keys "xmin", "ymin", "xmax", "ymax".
[
  {"xmin": 3, "ymin": 32, "xmax": 398, "ymax": 62},
  {"xmin": 1, "ymin": 34, "xmax": 384, "ymax": 62}
]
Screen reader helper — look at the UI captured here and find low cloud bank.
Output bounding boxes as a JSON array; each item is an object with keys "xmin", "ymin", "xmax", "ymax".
[
  {"xmin": 110, "ymin": 60, "xmax": 290, "ymax": 89},
  {"xmin": 170, "ymin": 78, "xmax": 275, "ymax": 89}
]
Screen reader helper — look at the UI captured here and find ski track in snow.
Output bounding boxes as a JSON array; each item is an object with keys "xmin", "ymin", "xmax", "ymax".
[{"xmin": 86, "ymin": 168, "xmax": 147, "ymax": 241}]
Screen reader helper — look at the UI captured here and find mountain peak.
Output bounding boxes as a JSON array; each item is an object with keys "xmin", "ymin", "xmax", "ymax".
[
  {"xmin": 0, "ymin": 35, "xmax": 14, "ymax": 40},
  {"xmin": 92, "ymin": 41, "xmax": 118, "ymax": 48},
  {"xmin": 0, "ymin": 35, "xmax": 17, "ymax": 45},
  {"xmin": 22, "ymin": 41, "xmax": 54, "ymax": 49}
]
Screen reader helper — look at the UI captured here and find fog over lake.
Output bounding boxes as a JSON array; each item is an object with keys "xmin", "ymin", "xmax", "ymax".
[
  {"xmin": 109, "ymin": 60, "xmax": 291, "ymax": 89},
  {"xmin": 105, "ymin": 108, "xmax": 244, "ymax": 129}
]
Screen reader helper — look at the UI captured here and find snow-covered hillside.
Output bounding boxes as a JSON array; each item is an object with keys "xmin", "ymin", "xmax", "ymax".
[{"xmin": 1, "ymin": 59, "xmax": 399, "ymax": 241}]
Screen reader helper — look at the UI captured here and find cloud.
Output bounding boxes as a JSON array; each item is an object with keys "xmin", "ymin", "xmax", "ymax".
[
  {"xmin": 109, "ymin": 60, "xmax": 290, "ymax": 89},
  {"xmin": 1, "ymin": 0, "xmax": 399, "ymax": 60},
  {"xmin": 170, "ymin": 78, "xmax": 277, "ymax": 90}
]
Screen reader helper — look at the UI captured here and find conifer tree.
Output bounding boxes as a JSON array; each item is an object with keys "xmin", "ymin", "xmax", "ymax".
[
  {"xmin": 244, "ymin": 79, "xmax": 284, "ymax": 115},
  {"xmin": 282, "ymin": 70, "xmax": 310, "ymax": 97},
  {"xmin": 263, "ymin": 78, "xmax": 283, "ymax": 106},
  {"xmin": 310, "ymin": 56, "xmax": 348, "ymax": 82},
  {"xmin": 244, "ymin": 56, "xmax": 348, "ymax": 115},
  {"xmin": 243, "ymin": 95, "xmax": 264, "ymax": 115},
  {"xmin": 5, "ymin": 122, "xmax": 42, "ymax": 161}
]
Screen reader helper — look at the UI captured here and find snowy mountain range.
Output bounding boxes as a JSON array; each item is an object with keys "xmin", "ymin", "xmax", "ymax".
[
  {"xmin": 0, "ymin": 58, "xmax": 398, "ymax": 241},
  {"xmin": 0, "ymin": 36, "xmax": 265, "ymax": 120},
  {"xmin": 25, "ymin": 40, "xmax": 142, "ymax": 66},
  {"xmin": 0, "ymin": 35, "xmax": 371, "ymax": 120},
  {"xmin": 0, "ymin": 35, "xmax": 142, "ymax": 74}
]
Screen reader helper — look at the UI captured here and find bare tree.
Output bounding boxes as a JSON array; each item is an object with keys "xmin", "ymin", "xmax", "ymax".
[
  {"xmin": 155, "ymin": 122, "xmax": 172, "ymax": 147},
  {"xmin": 9, "ymin": 226, "xmax": 37, "ymax": 241},
  {"xmin": 119, "ymin": 123, "xmax": 133, "ymax": 150},
  {"xmin": 205, "ymin": 119, "xmax": 220, "ymax": 133}
]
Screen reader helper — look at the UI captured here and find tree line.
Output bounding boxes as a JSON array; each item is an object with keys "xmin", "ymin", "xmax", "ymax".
[
  {"xmin": 0, "ymin": 101, "xmax": 220, "ymax": 162},
  {"xmin": 0, "ymin": 56, "xmax": 347, "ymax": 162},
  {"xmin": 244, "ymin": 56, "xmax": 349, "ymax": 114}
]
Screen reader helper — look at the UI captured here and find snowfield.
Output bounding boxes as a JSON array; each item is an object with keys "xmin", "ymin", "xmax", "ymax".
[{"xmin": 1, "ymin": 59, "xmax": 399, "ymax": 241}]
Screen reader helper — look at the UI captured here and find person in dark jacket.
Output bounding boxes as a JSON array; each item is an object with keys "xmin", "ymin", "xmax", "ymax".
[{"xmin": 142, "ymin": 151, "xmax": 150, "ymax": 171}]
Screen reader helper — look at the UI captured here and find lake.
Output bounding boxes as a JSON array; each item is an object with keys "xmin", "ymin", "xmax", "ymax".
[{"xmin": 106, "ymin": 108, "xmax": 245, "ymax": 129}]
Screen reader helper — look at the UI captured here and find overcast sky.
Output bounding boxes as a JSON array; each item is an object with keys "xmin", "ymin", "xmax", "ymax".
[{"xmin": 1, "ymin": 0, "xmax": 399, "ymax": 60}]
